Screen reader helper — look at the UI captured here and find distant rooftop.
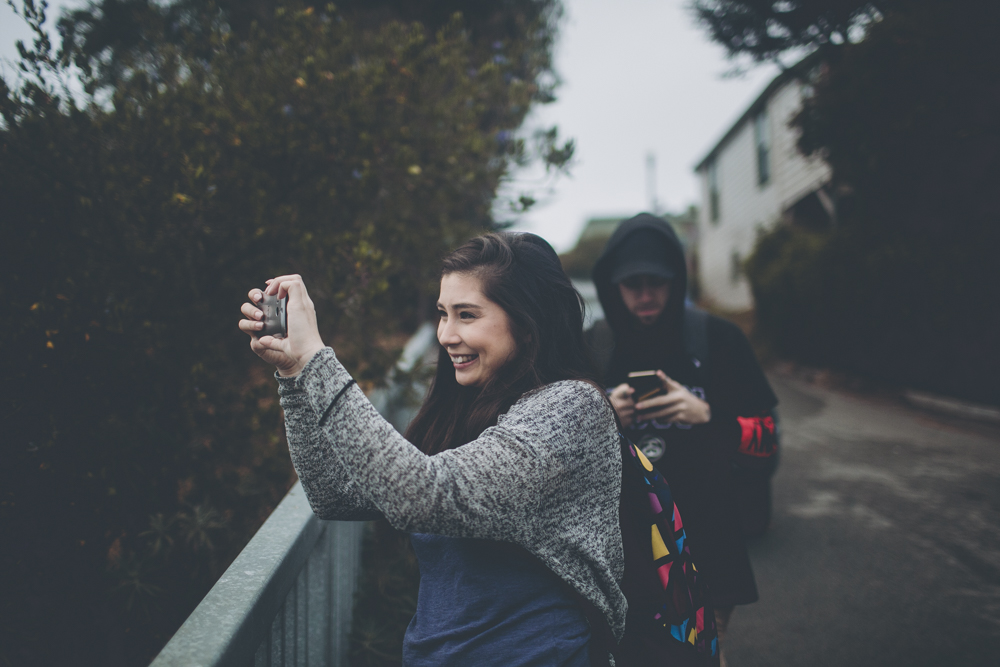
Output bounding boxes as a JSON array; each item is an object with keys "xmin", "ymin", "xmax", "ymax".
[
  {"xmin": 576, "ymin": 210, "xmax": 698, "ymax": 249},
  {"xmin": 578, "ymin": 216, "xmax": 626, "ymax": 242}
]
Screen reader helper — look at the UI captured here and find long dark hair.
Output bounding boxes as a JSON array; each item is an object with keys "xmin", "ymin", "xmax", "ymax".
[{"xmin": 405, "ymin": 232, "xmax": 597, "ymax": 455}]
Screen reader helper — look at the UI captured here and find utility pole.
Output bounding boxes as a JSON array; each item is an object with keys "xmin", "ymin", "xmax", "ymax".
[{"xmin": 646, "ymin": 151, "xmax": 662, "ymax": 215}]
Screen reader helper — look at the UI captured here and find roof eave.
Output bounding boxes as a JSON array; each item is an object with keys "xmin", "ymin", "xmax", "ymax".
[{"xmin": 693, "ymin": 52, "xmax": 822, "ymax": 173}]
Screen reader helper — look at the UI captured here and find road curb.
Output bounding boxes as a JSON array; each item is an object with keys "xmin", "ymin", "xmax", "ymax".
[
  {"xmin": 767, "ymin": 361, "xmax": 1000, "ymax": 426},
  {"xmin": 903, "ymin": 389, "xmax": 1000, "ymax": 425}
]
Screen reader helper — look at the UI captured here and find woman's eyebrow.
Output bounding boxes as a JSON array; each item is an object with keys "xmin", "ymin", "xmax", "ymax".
[{"xmin": 437, "ymin": 302, "xmax": 483, "ymax": 310}]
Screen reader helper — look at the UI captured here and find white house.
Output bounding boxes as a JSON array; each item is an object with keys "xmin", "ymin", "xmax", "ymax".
[{"xmin": 694, "ymin": 59, "xmax": 833, "ymax": 312}]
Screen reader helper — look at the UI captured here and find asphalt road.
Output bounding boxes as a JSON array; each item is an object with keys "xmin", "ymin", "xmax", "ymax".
[{"xmin": 726, "ymin": 373, "xmax": 1000, "ymax": 666}]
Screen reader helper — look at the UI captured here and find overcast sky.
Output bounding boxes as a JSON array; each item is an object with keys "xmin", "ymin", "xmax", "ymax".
[
  {"xmin": 2, "ymin": 0, "xmax": 780, "ymax": 251},
  {"xmin": 509, "ymin": 0, "xmax": 779, "ymax": 250},
  {"xmin": 0, "ymin": 0, "xmax": 76, "ymax": 74}
]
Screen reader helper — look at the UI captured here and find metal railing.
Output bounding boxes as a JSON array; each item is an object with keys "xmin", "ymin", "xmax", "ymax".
[{"xmin": 150, "ymin": 323, "xmax": 436, "ymax": 667}]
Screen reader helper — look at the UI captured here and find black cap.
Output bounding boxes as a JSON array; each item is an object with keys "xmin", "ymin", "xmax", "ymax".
[{"xmin": 608, "ymin": 228, "xmax": 677, "ymax": 284}]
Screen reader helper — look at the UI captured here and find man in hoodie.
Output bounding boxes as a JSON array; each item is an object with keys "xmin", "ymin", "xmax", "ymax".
[{"xmin": 587, "ymin": 213, "xmax": 778, "ymax": 664}]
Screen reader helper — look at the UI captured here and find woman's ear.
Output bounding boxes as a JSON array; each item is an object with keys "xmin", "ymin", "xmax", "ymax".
[{"xmin": 519, "ymin": 327, "xmax": 537, "ymax": 351}]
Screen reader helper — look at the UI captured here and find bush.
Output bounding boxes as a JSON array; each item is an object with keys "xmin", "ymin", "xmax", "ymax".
[
  {"xmin": 746, "ymin": 0, "xmax": 1000, "ymax": 405},
  {"xmin": 746, "ymin": 220, "xmax": 1000, "ymax": 404},
  {"xmin": 349, "ymin": 521, "xmax": 421, "ymax": 667},
  {"xmin": 0, "ymin": 1, "xmax": 567, "ymax": 664}
]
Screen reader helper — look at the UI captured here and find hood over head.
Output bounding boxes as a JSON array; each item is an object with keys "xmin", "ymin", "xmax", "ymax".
[{"xmin": 592, "ymin": 212, "xmax": 688, "ymax": 336}]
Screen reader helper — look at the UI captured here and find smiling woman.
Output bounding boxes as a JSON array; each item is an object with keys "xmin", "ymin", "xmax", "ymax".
[
  {"xmin": 436, "ymin": 273, "xmax": 518, "ymax": 388},
  {"xmin": 406, "ymin": 233, "xmax": 607, "ymax": 457},
  {"xmin": 239, "ymin": 232, "xmax": 627, "ymax": 666}
]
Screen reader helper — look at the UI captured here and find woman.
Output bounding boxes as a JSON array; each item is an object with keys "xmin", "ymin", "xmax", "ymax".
[{"xmin": 239, "ymin": 232, "xmax": 625, "ymax": 666}]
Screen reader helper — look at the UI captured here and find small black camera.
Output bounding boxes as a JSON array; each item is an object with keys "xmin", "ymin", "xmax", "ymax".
[{"xmin": 254, "ymin": 293, "xmax": 287, "ymax": 339}]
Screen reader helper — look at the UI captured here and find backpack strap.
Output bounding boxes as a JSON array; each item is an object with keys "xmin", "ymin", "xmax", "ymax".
[
  {"xmin": 590, "ymin": 309, "xmax": 709, "ymax": 384},
  {"xmin": 620, "ymin": 433, "xmax": 719, "ymax": 660},
  {"xmin": 682, "ymin": 306, "xmax": 710, "ymax": 385},
  {"xmin": 576, "ymin": 432, "xmax": 720, "ymax": 666}
]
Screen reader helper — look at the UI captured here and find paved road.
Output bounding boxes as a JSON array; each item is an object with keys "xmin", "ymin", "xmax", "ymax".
[{"xmin": 727, "ymin": 374, "xmax": 1000, "ymax": 666}]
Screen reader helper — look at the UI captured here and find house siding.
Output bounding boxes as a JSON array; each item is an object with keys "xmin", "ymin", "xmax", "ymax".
[
  {"xmin": 770, "ymin": 83, "xmax": 831, "ymax": 215},
  {"xmin": 696, "ymin": 78, "xmax": 831, "ymax": 311}
]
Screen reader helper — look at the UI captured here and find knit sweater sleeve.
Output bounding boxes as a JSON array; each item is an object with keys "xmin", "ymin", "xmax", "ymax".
[
  {"xmin": 278, "ymin": 347, "xmax": 627, "ymax": 639},
  {"xmin": 277, "ymin": 364, "xmax": 383, "ymax": 521},
  {"xmin": 278, "ymin": 347, "xmax": 617, "ymax": 540}
]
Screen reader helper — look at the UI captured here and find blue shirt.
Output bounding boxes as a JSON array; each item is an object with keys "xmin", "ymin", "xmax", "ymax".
[{"xmin": 403, "ymin": 533, "xmax": 591, "ymax": 666}]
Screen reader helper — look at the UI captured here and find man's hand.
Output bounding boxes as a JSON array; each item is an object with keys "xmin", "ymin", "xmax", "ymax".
[
  {"xmin": 634, "ymin": 370, "xmax": 711, "ymax": 425},
  {"xmin": 609, "ymin": 383, "xmax": 637, "ymax": 428}
]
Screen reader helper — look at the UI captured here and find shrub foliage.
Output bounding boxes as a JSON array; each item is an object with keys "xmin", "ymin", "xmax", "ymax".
[
  {"xmin": 0, "ymin": 1, "xmax": 569, "ymax": 664},
  {"xmin": 744, "ymin": 0, "xmax": 1000, "ymax": 403}
]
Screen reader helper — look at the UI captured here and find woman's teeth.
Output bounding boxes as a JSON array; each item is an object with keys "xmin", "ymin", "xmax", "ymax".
[{"xmin": 451, "ymin": 354, "xmax": 478, "ymax": 364}]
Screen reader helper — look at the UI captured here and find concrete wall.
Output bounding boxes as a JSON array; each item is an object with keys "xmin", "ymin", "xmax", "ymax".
[{"xmin": 696, "ymin": 79, "xmax": 831, "ymax": 311}]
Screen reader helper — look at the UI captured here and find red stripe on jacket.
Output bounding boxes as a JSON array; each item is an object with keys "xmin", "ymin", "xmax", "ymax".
[{"xmin": 736, "ymin": 414, "xmax": 777, "ymax": 458}]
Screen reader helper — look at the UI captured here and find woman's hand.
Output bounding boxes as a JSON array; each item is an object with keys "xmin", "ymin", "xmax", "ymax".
[
  {"xmin": 239, "ymin": 275, "xmax": 327, "ymax": 377},
  {"xmin": 634, "ymin": 370, "xmax": 711, "ymax": 425},
  {"xmin": 609, "ymin": 383, "xmax": 637, "ymax": 428}
]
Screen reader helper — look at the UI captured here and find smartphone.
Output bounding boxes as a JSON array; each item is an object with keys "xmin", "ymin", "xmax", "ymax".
[
  {"xmin": 628, "ymin": 370, "xmax": 664, "ymax": 402},
  {"xmin": 254, "ymin": 293, "xmax": 288, "ymax": 339}
]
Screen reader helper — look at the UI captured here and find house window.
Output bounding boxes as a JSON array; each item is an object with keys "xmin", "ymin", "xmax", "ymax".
[
  {"xmin": 754, "ymin": 110, "xmax": 770, "ymax": 186},
  {"xmin": 708, "ymin": 160, "xmax": 720, "ymax": 223}
]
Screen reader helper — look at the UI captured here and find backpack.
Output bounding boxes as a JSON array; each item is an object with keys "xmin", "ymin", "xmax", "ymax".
[{"xmin": 579, "ymin": 432, "xmax": 720, "ymax": 667}]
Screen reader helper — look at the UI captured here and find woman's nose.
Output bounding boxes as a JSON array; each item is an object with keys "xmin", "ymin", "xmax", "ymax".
[{"xmin": 438, "ymin": 320, "xmax": 460, "ymax": 346}]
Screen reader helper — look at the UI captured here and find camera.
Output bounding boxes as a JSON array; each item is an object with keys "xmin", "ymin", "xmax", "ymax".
[{"xmin": 254, "ymin": 293, "xmax": 287, "ymax": 339}]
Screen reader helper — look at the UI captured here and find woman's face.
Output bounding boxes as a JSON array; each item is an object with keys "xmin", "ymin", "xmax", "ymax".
[{"xmin": 437, "ymin": 272, "xmax": 518, "ymax": 387}]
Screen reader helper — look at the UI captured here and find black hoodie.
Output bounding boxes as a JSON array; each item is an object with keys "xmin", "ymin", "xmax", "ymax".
[{"xmin": 589, "ymin": 213, "xmax": 778, "ymax": 607}]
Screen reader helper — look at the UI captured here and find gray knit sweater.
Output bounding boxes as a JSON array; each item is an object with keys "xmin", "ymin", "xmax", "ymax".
[{"xmin": 276, "ymin": 347, "xmax": 627, "ymax": 640}]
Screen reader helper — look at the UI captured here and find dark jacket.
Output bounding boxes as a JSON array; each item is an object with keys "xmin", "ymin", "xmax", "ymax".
[{"xmin": 588, "ymin": 213, "xmax": 778, "ymax": 607}]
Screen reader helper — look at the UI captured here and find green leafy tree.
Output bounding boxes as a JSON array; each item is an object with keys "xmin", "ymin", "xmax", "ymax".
[
  {"xmin": 691, "ymin": 0, "xmax": 889, "ymax": 66},
  {"xmin": 58, "ymin": 0, "xmax": 563, "ymax": 101},
  {"xmin": 743, "ymin": 0, "xmax": 1000, "ymax": 402},
  {"xmin": 0, "ymin": 1, "xmax": 570, "ymax": 664}
]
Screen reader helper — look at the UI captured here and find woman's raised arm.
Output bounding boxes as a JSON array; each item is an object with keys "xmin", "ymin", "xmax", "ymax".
[
  {"xmin": 278, "ymin": 348, "xmax": 620, "ymax": 545},
  {"xmin": 278, "ymin": 376, "xmax": 383, "ymax": 521}
]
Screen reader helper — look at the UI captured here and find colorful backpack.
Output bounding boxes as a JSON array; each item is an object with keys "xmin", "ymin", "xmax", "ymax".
[{"xmin": 581, "ymin": 433, "xmax": 720, "ymax": 667}]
